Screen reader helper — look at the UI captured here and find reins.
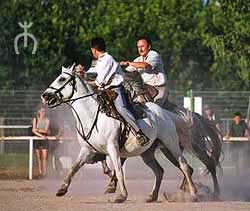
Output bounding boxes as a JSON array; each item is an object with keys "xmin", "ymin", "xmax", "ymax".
[
  {"xmin": 48, "ymin": 72, "xmax": 96, "ymax": 108},
  {"xmin": 48, "ymin": 71, "xmax": 100, "ymax": 152},
  {"xmin": 68, "ymin": 102, "xmax": 101, "ymax": 152}
]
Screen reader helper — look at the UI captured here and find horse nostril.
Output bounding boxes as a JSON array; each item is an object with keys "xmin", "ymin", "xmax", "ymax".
[
  {"xmin": 42, "ymin": 93, "xmax": 48, "ymax": 100},
  {"xmin": 42, "ymin": 92, "xmax": 54, "ymax": 101}
]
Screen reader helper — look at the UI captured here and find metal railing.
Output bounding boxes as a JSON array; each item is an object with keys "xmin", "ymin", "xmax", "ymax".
[
  {"xmin": 0, "ymin": 133, "xmax": 249, "ymax": 180},
  {"xmin": 0, "ymin": 135, "xmax": 64, "ymax": 180}
]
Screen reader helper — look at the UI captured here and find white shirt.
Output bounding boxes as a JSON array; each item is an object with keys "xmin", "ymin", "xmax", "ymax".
[
  {"xmin": 87, "ymin": 52, "xmax": 123, "ymax": 88},
  {"xmin": 126, "ymin": 50, "xmax": 167, "ymax": 86}
]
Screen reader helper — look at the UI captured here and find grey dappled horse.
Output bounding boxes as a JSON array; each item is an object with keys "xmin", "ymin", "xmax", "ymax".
[
  {"xmin": 103, "ymin": 71, "xmax": 222, "ymax": 199},
  {"xmin": 42, "ymin": 65, "xmax": 220, "ymax": 203}
]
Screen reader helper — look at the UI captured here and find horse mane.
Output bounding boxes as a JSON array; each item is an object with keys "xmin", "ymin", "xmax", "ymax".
[{"xmin": 75, "ymin": 74, "xmax": 98, "ymax": 102}]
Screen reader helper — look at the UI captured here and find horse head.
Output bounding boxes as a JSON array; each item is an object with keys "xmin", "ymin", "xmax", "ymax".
[{"xmin": 42, "ymin": 63, "xmax": 79, "ymax": 108}]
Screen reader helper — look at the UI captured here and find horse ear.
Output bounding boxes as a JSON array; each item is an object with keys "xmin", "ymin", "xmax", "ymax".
[
  {"xmin": 69, "ymin": 63, "xmax": 76, "ymax": 73},
  {"xmin": 62, "ymin": 66, "xmax": 68, "ymax": 73}
]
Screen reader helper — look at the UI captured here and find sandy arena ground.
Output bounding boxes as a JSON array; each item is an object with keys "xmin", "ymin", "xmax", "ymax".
[{"xmin": 0, "ymin": 163, "xmax": 250, "ymax": 211}]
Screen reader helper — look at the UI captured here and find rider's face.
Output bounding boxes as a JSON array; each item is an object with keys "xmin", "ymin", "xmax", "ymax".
[{"xmin": 137, "ymin": 39, "xmax": 150, "ymax": 57}]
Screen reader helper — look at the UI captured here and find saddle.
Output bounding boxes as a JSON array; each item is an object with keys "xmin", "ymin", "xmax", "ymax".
[
  {"xmin": 96, "ymin": 89, "xmax": 149, "ymax": 148},
  {"xmin": 143, "ymin": 84, "xmax": 159, "ymax": 102},
  {"xmin": 122, "ymin": 70, "xmax": 159, "ymax": 103},
  {"xmin": 97, "ymin": 89, "xmax": 147, "ymax": 120}
]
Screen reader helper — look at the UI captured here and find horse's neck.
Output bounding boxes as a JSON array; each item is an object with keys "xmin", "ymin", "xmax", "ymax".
[{"xmin": 71, "ymin": 78, "xmax": 98, "ymax": 127}]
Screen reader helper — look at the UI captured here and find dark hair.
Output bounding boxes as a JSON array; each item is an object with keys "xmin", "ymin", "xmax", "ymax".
[
  {"xmin": 137, "ymin": 36, "xmax": 152, "ymax": 46},
  {"xmin": 90, "ymin": 37, "xmax": 106, "ymax": 52},
  {"xmin": 234, "ymin": 111, "xmax": 241, "ymax": 117}
]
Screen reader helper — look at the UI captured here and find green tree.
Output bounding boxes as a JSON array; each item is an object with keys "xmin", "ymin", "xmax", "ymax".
[
  {"xmin": 201, "ymin": 0, "xmax": 250, "ymax": 90},
  {"xmin": 0, "ymin": 0, "xmax": 249, "ymax": 91}
]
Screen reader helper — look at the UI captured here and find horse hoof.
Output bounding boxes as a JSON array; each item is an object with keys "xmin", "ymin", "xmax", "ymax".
[
  {"xmin": 56, "ymin": 188, "xmax": 68, "ymax": 197},
  {"xmin": 114, "ymin": 194, "xmax": 127, "ymax": 203},
  {"xmin": 105, "ymin": 187, "xmax": 116, "ymax": 194},
  {"xmin": 145, "ymin": 195, "xmax": 157, "ymax": 203},
  {"xmin": 190, "ymin": 194, "xmax": 198, "ymax": 202},
  {"xmin": 211, "ymin": 192, "xmax": 220, "ymax": 201}
]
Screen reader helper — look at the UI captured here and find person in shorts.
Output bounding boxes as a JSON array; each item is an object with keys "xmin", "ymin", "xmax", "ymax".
[{"xmin": 32, "ymin": 104, "xmax": 50, "ymax": 177}]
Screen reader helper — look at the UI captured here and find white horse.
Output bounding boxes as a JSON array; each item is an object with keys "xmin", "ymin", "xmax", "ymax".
[{"xmin": 42, "ymin": 65, "xmax": 197, "ymax": 203}]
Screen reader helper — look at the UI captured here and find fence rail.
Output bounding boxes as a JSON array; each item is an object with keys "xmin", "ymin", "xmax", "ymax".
[
  {"xmin": 0, "ymin": 125, "xmax": 30, "ymax": 129},
  {"xmin": 1, "ymin": 90, "xmax": 250, "ymax": 119},
  {"xmin": 0, "ymin": 134, "xmax": 249, "ymax": 180},
  {"xmin": 0, "ymin": 136, "xmax": 64, "ymax": 180}
]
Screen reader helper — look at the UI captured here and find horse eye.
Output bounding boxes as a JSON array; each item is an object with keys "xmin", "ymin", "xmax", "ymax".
[{"xmin": 59, "ymin": 77, "xmax": 66, "ymax": 82}]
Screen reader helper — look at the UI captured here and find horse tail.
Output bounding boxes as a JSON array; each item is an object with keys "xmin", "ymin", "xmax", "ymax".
[
  {"xmin": 191, "ymin": 113, "xmax": 223, "ymax": 174},
  {"xmin": 177, "ymin": 109, "xmax": 193, "ymax": 129},
  {"xmin": 165, "ymin": 102, "xmax": 223, "ymax": 175}
]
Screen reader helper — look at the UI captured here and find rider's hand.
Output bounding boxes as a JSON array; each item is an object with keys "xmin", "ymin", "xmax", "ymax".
[
  {"xmin": 75, "ymin": 64, "xmax": 85, "ymax": 78},
  {"xmin": 98, "ymin": 83, "xmax": 105, "ymax": 91},
  {"xmin": 120, "ymin": 61, "xmax": 130, "ymax": 66}
]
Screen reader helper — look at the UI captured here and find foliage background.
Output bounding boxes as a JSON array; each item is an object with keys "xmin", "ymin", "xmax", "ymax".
[{"xmin": 0, "ymin": 0, "xmax": 249, "ymax": 91}]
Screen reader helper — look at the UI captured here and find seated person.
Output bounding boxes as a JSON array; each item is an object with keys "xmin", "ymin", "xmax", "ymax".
[
  {"xmin": 226, "ymin": 112, "xmax": 249, "ymax": 139},
  {"xmin": 225, "ymin": 112, "xmax": 250, "ymax": 175}
]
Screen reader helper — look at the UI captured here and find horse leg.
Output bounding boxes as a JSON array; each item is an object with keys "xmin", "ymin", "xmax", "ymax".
[
  {"xmin": 102, "ymin": 159, "xmax": 116, "ymax": 193},
  {"xmin": 56, "ymin": 148, "xmax": 89, "ymax": 197},
  {"xmin": 160, "ymin": 147, "xmax": 193, "ymax": 192},
  {"xmin": 103, "ymin": 157, "xmax": 127, "ymax": 194},
  {"xmin": 194, "ymin": 147, "xmax": 220, "ymax": 197},
  {"xmin": 102, "ymin": 159, "xmax": 114, "ymax": 178},
  {"xmin": 141, "ymin": 147, "xmax": 164, "ymax": 203},
  {"xmin": 56, "ymin": 159, "xmax": 84, "ymax": 196},
  {"xmin": 178, "ymin": 155, "xmax": 197, "ymax": 200},
  {"xmin": 107, "ymin": 144, "xmax": 127, "ymax": 203}
]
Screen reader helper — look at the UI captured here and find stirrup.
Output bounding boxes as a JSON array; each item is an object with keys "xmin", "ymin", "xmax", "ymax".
[{"xmin": 136, "ymin": 133, "xmax": 150, "ymax": 146}]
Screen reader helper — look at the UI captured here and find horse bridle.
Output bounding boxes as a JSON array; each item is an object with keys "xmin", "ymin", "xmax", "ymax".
[
  {"xmin": 48, "ymin": 70, "xmax": 100, "ymax": 152},
  {"xmin": 48, "ymin": 71, "xmax": 95, "ymax": 108}
]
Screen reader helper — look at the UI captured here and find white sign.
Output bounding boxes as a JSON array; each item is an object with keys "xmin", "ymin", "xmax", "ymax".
[
  {"xmin": 183, "ymin": 97, "xmax": 202, "ymax": 115},
  {"xmin": 14, "ymin": 21, "xmax": 38, "ymax": 54}
]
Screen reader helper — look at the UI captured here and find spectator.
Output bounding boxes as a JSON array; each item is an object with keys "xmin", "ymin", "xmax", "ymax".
[
  {"xmin": 32, "ymin": 104, "xmax": 50, "ymax": 178},
  {"xmin": 226, "ymin": 112, "xmax": 249, "ymax": 139},
  {"xmin": 226, "ymin": 112, "xmax": 250, "ymax": 176},
  {"xmin": 203, "ymin": 105, "xmax": 222, "ymax": 132}
]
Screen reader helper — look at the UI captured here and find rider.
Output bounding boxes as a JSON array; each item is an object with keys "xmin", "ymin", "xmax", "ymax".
[
  {"xmin": 76, "ymin": 37, "xmax": 149, "ymax": 146},
  {"xmin": 120, "ymin": 36, "xmax": 168, "ymax": 106}
]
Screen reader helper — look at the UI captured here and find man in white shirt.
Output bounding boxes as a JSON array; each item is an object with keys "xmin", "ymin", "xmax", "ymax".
[
  {"xmin": 76, "ymin": 37, "xmax": 148, "ymax": 146},
  {"xmin": 120, "ymin": 36, "xmax": 168, "ymax": 106}
]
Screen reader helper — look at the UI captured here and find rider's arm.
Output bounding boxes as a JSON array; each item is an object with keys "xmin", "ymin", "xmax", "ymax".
[
  {"xmin": 126, "ymin": 61, "xmax": 152, "ymax": 70},
  {"xmin": 121, "ymin": 51, "xmax": 160, "ymax": 72},
  {"xmin": 93, "ymin": 55, "xmax": 118, "ymax": 87}
]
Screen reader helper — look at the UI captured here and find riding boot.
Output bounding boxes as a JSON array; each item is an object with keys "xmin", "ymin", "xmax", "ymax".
[{"xmin": 136, "ymin": 129, "xmax": 150, "ymax": 146}]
